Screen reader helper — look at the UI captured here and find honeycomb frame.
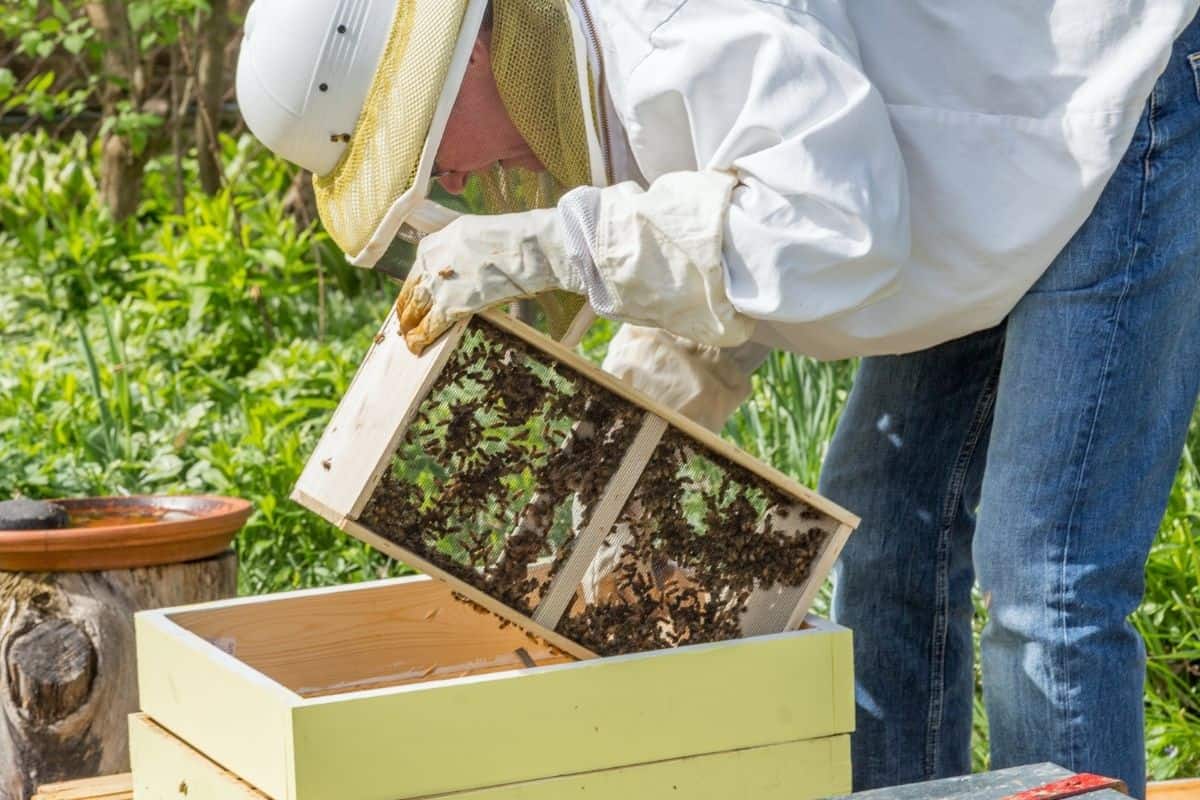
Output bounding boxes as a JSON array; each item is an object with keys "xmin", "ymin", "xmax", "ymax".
[{"xmin": 293, "ymin": 305, "xmax": 859, "ymax": 659}]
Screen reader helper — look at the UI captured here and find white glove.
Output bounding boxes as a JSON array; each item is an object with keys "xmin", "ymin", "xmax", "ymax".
[
  {"xmin": 395, "ymin": 208, "xmax": 583, "ymax": 353},
  {"xmin": 601, "ymin": 323, "xmax": 769, "ymax": 433},
  {"xmin": 397, "ymin": 169, "xmax": 755, "ymax": 354}
]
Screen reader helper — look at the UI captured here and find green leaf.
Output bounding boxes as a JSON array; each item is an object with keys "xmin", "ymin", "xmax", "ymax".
[{"xmin": 62, "ymin": 32, "xmax": 86, "ymax": 54}]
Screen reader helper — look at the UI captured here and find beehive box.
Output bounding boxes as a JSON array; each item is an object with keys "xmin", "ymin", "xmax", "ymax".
[
  {"xmin": 292, "ymin": 307, "xmax": 859, "ymax": 659},
  {"xmin": 133, "ymin": 575, "xmax": 854, "ymax": 800}
]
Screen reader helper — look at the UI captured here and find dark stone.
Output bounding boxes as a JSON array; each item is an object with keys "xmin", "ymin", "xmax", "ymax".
[{"xmin": 0, "ymin": 499, "xmax": 69, "ymax": 530}]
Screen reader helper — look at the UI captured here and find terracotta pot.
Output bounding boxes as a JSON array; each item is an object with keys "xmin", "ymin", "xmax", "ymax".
[{"xmin": 0, "ymin": 495, "xmax": 252, "ymax": 571}]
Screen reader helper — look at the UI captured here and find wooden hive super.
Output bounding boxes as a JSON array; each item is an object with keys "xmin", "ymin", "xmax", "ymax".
[
  {"xmin": 291, "ymin": 306, "xmax": 859, "ymax": 658},
  {"xmin": 132, "ymin": 575, "xmax": 855, "ymax": 800}
]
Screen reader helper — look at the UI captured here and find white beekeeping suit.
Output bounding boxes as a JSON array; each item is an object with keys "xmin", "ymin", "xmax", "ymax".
[{"xmin": 583, "ymin": 0, "xmax": 1198, "ymax": 427}]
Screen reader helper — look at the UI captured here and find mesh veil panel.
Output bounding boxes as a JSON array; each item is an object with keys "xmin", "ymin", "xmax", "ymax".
[{"xmin": 313, "ymin": 0, "xmax": 469, "ymax": 256}]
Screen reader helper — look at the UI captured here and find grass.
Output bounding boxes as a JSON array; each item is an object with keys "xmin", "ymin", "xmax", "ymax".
[{"xmin": 1, "ymin": 131, "xmax": 1196, "ymax": 779}]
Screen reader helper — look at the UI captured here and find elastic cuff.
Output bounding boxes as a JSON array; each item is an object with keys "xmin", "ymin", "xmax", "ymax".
[{"xmin": 557, "ymin": 185, "xmax": 614, "ymax": 314}]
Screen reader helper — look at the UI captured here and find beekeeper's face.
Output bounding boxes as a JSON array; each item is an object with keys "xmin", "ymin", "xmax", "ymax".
[{"xmin": 434, "ymin": 29, "xmax": 544, "ymax": 194}]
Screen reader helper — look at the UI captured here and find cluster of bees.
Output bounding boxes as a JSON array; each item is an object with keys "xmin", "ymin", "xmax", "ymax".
[{"xmin": 359, "ymin": 318, "xmax": 832, "ymax": 657}]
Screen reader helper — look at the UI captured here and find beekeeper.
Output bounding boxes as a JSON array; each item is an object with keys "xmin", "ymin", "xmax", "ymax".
[{"xmin": 237, "ymin": 1, "xmax": 1200, "ymax": 796}]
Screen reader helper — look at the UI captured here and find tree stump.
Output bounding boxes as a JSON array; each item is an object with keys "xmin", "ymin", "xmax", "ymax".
[{"xmin": 0, "ymin": 551, "xmax": 237, "ymax": 800}]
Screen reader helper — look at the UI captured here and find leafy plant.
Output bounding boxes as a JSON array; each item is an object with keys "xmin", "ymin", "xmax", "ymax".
[{"xmin": 0, "ymin": 130, "xmax": 404, "ymax": 592}]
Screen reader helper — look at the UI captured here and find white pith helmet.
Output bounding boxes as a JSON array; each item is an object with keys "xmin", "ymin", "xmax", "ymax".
[{"xmin": 236, "ymin": 0, "xmax": 489, "ymax": 267}]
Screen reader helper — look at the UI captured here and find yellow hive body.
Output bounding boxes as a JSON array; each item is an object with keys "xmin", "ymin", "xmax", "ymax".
[{"xmin": 132, "ymin": 575, "xmax": 854, "ymax": 800}]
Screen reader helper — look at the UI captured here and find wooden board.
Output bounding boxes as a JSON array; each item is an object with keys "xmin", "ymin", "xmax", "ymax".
[
  {"xmin": 286, "ymin": 622, "xmax": 852, "ymax": 799},
  {"xmin": 130, "ymin": 714, "xmax": 265, "ymax": 799},
  {"xmin": 291, "ymin": 306, "xmax": 860, "ymax": 656},
  {"xmin": 34, "ymin": 767, "xmax": 1197, "ymax": 800},
  {"xmin": 130, "ymin": 713, "xmax": 849, "ymax": 800},
  {"xmin": 135, "ymin": 611, "xmax": 296, "ymax": 799},
  {"xmin": 1149, "ymin": 779, "xmax": 1200, "ymax": 800},
  {"xmin": 32, "ymin": 774, "xmax": 132, "ymax": 800},
  {"xmin": 291, "ymin": 311, "xmax": 467, "ymax": 527},
  {"xmin": 167, "ymin": 574, "xmax": 573, "ymax": 695},
  {"xmin": 136, "ymin": 576, "xmax": 854, "ymax": 800}
]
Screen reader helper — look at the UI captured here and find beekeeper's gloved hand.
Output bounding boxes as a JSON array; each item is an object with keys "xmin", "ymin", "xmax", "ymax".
[
  {"xmin": 602, "ymin": 324, "xmax": 770, "ymax": 432},
  {"xmin": 396, "ymin": 207, "xmax": 577, "ymax": 353},
  {"xmin": 396, "ymin": 170, "xmax": 755, "ymax": 354}
]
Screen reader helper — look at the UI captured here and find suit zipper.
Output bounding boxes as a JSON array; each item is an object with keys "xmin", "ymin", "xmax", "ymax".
[{"xmin": 575, "ymin": 0, "xmax": 614, "ymax": 186}]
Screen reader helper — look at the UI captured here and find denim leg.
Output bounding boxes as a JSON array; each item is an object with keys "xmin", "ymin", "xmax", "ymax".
[
  {"xmin": 975, "ymin": 21, "xmax": 1200, "ymax": 800},
  {"xmin": 823, "ymin": 326, "xmax": 1004, "ymax": 790}
]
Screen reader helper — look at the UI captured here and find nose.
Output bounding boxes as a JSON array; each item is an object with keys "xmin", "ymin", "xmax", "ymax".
[{"xmin": 437, "ymin": 171, "xmax": 468, "ymax": 195}]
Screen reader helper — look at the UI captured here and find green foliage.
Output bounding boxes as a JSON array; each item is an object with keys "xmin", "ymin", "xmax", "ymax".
[
  {"xmin": 0, "ymin": 0, "xmax": 211, "ymax": 121},
  {"xmin": 1, "ymin": 1, "xmax": 100, "ymax": 120},
  {"xmin": 1137, "ymin": 434, "xmax": 1200, "ymax": 778},
  {"xmin": 0, "ymin": 130, "xmax": 406, "ymax": 592}
]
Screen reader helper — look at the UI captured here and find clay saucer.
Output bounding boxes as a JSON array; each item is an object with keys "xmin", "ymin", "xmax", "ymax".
[{"xmin": 0, "ymin": 495, "xmax": 252, "ymax": 572}]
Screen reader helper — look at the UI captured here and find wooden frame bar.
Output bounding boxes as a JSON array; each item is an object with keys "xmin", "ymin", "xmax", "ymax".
[{"xmin": 532, "ymin": 412, "xmax": 667, "ymax": 628}]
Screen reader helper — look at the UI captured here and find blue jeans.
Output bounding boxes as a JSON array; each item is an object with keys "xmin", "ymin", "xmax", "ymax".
[{"xmin": 821, "ymin": 16, "xmax": 1200, "ymax": 799}]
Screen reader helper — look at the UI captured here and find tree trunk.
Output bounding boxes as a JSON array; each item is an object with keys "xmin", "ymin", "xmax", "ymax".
[
  {"xmin": 0, "ymin": 551, "xmax": 237, "ymax": 800},
  {"xmin": 195, "ymin": 0, "xmax": 228, "ymax": 195},
  {"xmin": 97, "ymin": 133, "xmax": 148, "ymax": 223},
  {"xmin": 84, "ymin": 0, "xmax": 149, "ymax": 221}
]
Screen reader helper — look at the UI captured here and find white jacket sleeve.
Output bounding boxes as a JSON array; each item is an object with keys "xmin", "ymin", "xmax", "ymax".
[
  {"xmin": 599, "ymin": 0, "xmax": 910, "ymax": 341},
  {"xmin": 558, "ymin": 170, "xmax": 754, "ymax": 348}
]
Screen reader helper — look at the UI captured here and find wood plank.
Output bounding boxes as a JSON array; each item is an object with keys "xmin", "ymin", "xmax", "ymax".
[
  {"xmin": 166, "ymin": 574, "xmax": 571, "ymax": 697},
  {"xmin": 137, "ymin": 579, "xmax": 851, "ymax": 800},
  {"xmin": 134, "ymin": 611, "xmax": 297, "ymax": 800},
  {"xmin": 433, "ymin": 735, "xmax": 851, "ymax": 800},
  {"xmin": 129, "ymin": 714, "xmax": 267, "ymax": 799},
  {"xmin": 340, "ymin": 519, "xmax": 598, "ymax": 660},
  {"xmin": 478, "ymin": 309, "xmax": 861, "ymax": 529},
  {"xmin": 130, "ymin": 712, "xmax": 847, "ymax": 800},
  {"xmin": 559, "ymin": 305, "xmax": 597, "ymax": 349},
  {"xmin": 290, "ymin": 310, "xmax": 467, "ymax": 524},
  {"xmin": 785, "ymin": 522, "xmax": 856, "ymax": 631},
  {"xmin": 532, "ymin": 412, "xmax": 667, "ymax": 628},
  {"xmin": 32, "ymin": 773, "xmax": 132, "ymax": 800},
  {"xmin": 290, "ymin": 620, "xmax": 852, "ymax": 799},
  {"xmin": 1149, "ymin": 779, "xmax": 1200, "ymax": 800},
  {"xmin": 295, "ymin": 305, "xmax": 857, "ymax": 654}
]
